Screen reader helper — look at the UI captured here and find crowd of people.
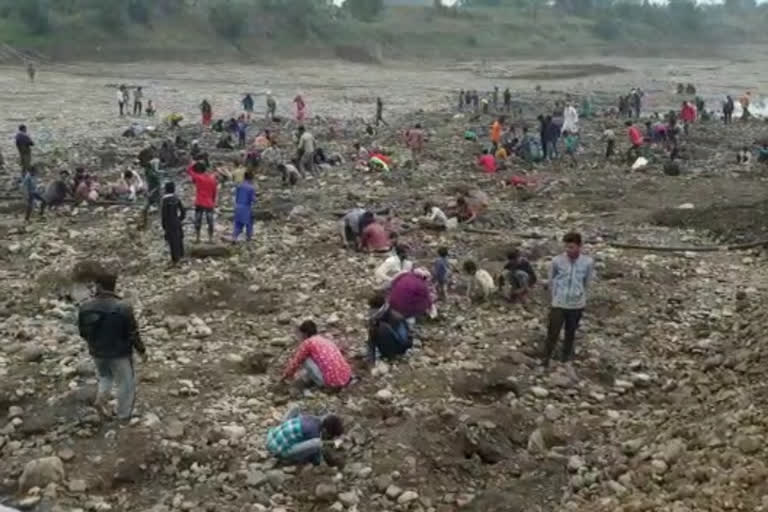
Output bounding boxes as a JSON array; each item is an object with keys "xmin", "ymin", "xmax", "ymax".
[{"xmin": 5, "ymin": 78, "xmax": 766, "ymax": 470}]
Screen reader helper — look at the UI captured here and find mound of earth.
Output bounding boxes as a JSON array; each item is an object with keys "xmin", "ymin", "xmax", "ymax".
[{"xmin": 651, "ymin": 199, "xmax": 768, "ymax": 243}]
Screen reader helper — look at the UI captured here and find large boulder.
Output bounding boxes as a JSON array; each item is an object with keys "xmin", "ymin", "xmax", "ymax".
[{"xmin": 18, "ymin": 456, "xmax": 65, "ymax": 492}]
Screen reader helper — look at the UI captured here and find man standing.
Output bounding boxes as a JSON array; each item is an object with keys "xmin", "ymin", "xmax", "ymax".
[
  {"xmin": 405, "ymin": 123, "xmax": 425, "ymax": 167},
  {"xmin": 242, "ymin": 93, "xmax": 255, "ymax": 119},
  {"xmin": 161, "ymin": 182, "xmax": 186, "ymax": 265},
  {"xmin": 27, "ymin": 62, "xmax": 36, "ymax": 82},
  {"xmin": 117, "ymin": 86, "xmax": 126, "ymax": 116},
  {"xmin": 503, "ymin": 88, "xmax": 512, "ymax": 113},
  {"xmin": 187, "ymin": 161, "xmax": 217, "ymax": 243},
  {"xmin": 78, "ymin": 272, "xmax": 146, "ymax": 421},
  {"xmin": 492, "ymin": 86, "xmax": 499, "ymax": 110},
  {"xmin": 544, "ymin": 232, "xmax": 594, "ymax": 367},
  {"xmin": 631, "ymin": 88, "xmax": 642, "ymax": 119},
  {"xmin": 15, "ymin": 124, "xmax": 34, "ymax": 173},
  {"xmin": 723, "ymin": 96, "xmax": 734, "ymax": 125},
  {"xmin": 490, "ymin": 116, "xmax": 503, "ymax": 152},
  {"xmin": 296, "ymin": 125, "xmax": 316, "ymax": 176},
  {"xmin": 266, "ymin": 90, "xmax": 277, "ymax": 120},
  {"xmin": 375, "ymin": 97, "xmax": 388, "ymax": 127},
  {"xmin": 232, "ymin": 171, "xmax": 255, "ymax": 243},
  {"xmin": 133, "ymin": 87, "xmax": 144, "ymax": 116}
]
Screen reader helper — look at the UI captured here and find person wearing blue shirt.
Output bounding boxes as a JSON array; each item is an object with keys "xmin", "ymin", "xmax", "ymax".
[
  {"xmin": 232, "ymin": 170, "xmax": 255, "ymax": 242},
  {"xmin": 21, "ymin": 165, "xmax": 45, "ymax": 221},
  {"xmin": 432, "ymin": 246, "xmax": 450, "ymax": 300}
]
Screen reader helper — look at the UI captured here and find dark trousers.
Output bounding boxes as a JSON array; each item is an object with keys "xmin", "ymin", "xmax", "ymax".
[
  {"xmin": 133, "ymin": 101, "xmax": 143, "ymax": 116},
  {"xmin": 165, "ymin": 229, "xmax": 184, "ymax": 263},
  {"xmin": 194, "ymin": 206, "xmax": 214, "ymax": 240},
  {"xmin": 119, "ymin": 102, "xmax": 125, "ymax": 116},
  {"xmin": 605, "ymin": 140, "xmax": 615, "ymax": 158},
  {"xmin": 19, "ymin": 150, "xmax": 31, "ymax": 172},
  {"xmin": 544, "ymin": 307, "xmax": 583, "ymax": 364},
  {"xmin": 724, "ymin": 111, "xmax": 732, "ymax": 124}
]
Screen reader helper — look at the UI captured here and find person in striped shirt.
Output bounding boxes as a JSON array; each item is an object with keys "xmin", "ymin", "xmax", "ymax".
[{"xmin": 266, "ymin": 408, "xmax": 344, "ymax": 465}]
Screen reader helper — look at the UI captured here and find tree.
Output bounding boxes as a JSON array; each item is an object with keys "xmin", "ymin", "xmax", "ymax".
[
  {"xmin": 344, "ymin": 0, "xmax": 383, "ymax": 22},
  {"xmin": 209, "ymin": 0, "xmax": 247, "ymax": 40},
  {"xmin": 18, "ymin": 0, "xmax": 51, "ymax": 34}
]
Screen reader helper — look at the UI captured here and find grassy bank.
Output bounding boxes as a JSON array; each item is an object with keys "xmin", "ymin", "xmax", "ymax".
[{"xmin": 1, "ymin": 1, "xmax": 768, "ymax": 62}]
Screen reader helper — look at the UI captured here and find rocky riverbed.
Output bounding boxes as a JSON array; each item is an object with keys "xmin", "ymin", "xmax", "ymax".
[{"xmin": 2, "ymin": 58, "xmax": 768, "ymax": 512}]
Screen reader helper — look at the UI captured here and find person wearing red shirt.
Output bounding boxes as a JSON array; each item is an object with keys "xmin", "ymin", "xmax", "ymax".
[
  {"xmin": 283, "ymin": 320, "xmax": 352, "ymax": 389},
  {"xmin": 626, "ymin": 121, "xmax": 644, "ymax": 161},
  {"xmin": 680, "ymin": 101, "xmax": 697, "ymax": 135},
  {"xmin": 476, "ymin": 149, "xmax": 497, "ymax": 174},
  {"xmin": 187, "ymin": 161, "xmax": 218, "ymax": 243},
  {"xmin": 360, "ymin": 221, "xmax": 391, "ymax": 253}
]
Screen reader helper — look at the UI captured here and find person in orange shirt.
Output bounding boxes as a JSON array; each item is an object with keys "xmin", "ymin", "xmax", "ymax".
[{"xmin": 490, "ymin": 116, "xmax": 504, "ymax": 151}]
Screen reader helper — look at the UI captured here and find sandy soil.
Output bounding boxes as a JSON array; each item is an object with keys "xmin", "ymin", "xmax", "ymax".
[{"xmin": 1, "ymin": 56, "xmax": 766, "ymax": 160}]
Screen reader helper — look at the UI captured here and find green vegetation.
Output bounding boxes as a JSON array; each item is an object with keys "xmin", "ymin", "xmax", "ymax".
[{"xmin": 0, "ymin": 0, "xmax": 767, "ymax": 61}]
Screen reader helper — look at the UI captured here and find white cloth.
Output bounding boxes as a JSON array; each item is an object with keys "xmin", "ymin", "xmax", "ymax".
[
  {"xmin": 375, "ymin": 255, "xmax": 414, "ymax": 286},
  {"xmin": 562, "ymin": 105, "xmax": 579, "ymax": 134},
  {"xmin": 117, "ymin": 90, "xmax": 125, "ymax": 102}
]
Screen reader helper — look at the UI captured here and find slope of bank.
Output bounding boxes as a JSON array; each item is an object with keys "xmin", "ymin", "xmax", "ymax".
[{"xmin": 1, "ymin": 4, "xmax": 768, "ymax": 63}]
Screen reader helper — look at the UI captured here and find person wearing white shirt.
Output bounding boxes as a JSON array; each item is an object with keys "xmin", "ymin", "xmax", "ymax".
[
  {"xmin": 375, "ymin": 245, "xmax": 413, "ymax": 288},
  {"xmin": 463, "ymin": 260, "xmax": 496, "ymax": 301},
  {"xmin": 421, "ymin": 201, "xmax": 457, "ymax": 230}
]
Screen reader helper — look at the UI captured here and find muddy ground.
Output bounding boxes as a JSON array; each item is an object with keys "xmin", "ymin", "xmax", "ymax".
[{"xmin": 1, "ymin": 57, "xmax": 768, "ymax": 512}]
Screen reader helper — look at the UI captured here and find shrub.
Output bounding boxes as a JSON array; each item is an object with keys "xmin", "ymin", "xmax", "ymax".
[
  {"xmin": 345, "ymin": 0, "xmax": 384, "ymax": 22},
  {"xmin": 128, "ymin": 0, "xmax": 151, "ymax": 24},
  {"xmin": 592, "ymin": 17, "xmax": 620, "ymax": 39}
]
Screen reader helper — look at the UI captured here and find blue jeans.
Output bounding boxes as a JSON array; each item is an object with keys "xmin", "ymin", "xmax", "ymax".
[
  {"xmin": 299, "ymin": 358, "xmax": 325, "ymax": 387},
  {"xmin": 94, "ymin": 357, "xmax": 135, "ymax": 420},
  {"xmin": 547, "ymin": 141, "xmax": 559, "ymax": 159}
]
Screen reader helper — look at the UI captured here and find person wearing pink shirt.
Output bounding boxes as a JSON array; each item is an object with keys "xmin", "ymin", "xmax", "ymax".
[
  {"xmin": 360, "ymin": 221, "xmax": 391, "ymax": 253},
  {"xmin": 476, "ymin": 148, "xmax": 497, "ymax": 174},
  {"xmin": 282, "ymin": 321, "xmax": 352, "ymax": 389}
]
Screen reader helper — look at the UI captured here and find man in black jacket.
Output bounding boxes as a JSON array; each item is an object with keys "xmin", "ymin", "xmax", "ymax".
[
  {"xmin": 78, "ymin": 272, "xmax": 145, "ymax": 421},
  {"xmin": 160, "ymin": 182, "xmax": 186, "ymax": 265}
]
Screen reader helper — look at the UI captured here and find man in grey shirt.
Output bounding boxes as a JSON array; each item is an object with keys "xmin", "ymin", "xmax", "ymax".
[{"xmin": 544, "ymin": 231, "xmax": 594, "ymax": 366}]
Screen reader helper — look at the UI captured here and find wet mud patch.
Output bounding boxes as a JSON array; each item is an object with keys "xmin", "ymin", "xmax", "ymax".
[{"xmin": 651, "ymin": 199, "xmax": 768, "ymax": 243}]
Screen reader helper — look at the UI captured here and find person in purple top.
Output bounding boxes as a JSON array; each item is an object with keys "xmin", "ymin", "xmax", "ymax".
[{"xmin": 232, "ymin": 171, "xmax": 255, "ymax": 243}]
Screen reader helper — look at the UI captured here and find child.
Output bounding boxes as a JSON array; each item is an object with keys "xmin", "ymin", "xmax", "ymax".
[
  {"xmin": 463, "ymin": 260, "xmax": 496, "ymax": 302},
  {"xmin": 499, "ymin": 249, "xmax": 537, "ymax": 302},
  {"xmin": 145, "ymin": 100, "xmax": 156, "ymax": 117},
  {"xmin": 266, "ymin": 408, "xmax": 344, "ymax": 465},
  {"xmin": 433, "ymin": 247, "xmax": 451, "ymax": 300},
  {"xmin": 564, "ymin": 130, "xmax": 579, "ymax": 166}
]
